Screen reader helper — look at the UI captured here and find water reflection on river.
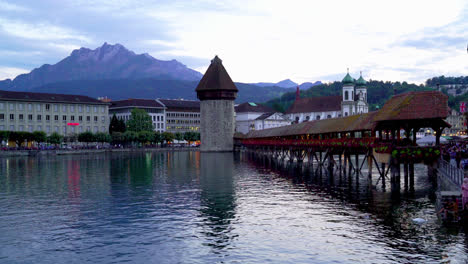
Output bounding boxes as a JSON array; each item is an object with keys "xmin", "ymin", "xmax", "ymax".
[{"xmin": 0, "ymin": 151, "xmax": 467, "ymax": 263}]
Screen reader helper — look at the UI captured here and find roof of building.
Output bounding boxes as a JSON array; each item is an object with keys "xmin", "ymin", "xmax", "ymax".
[
  {"xmin": 110, "ymin": 99, "xmax": 164, "ymax": 109},
  {"xmin": 342, "ymin": 72, "xmax": 354, "ymax": 85},
  {"xmin": 285, "ymin": 95, "xmax": 341, "ymax": 114},
  {"xmin": 255, "ymin": 112, "xmax": 290, "ymax": 121},
  {"xmin": 195, "ymin": 56, "xmax": 238, "ymax": 92},
  {"xmin": 235, "ymin": 102, "xmax": 273, "ymax": 113},
  {"xmin": 355, "ymin": 74, "xmax": 366, "ymax": 87},
  {"xmin": 246, "ymin": 111, "xmax": 378, "ymax": 138},
  {"xmin": 0, "ymin": 90, "xmax": 106, "ymax": 104},
  {"xmin": 158, "ymin": 99, "xmax": 200, "ymax": 110},
  {"xmin": 373, "ymin": 91, "xmax": 448, "ymax": 121}
]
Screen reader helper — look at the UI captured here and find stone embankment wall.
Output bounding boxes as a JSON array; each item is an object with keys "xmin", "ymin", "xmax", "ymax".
[{"xmin": 0, "ymin": 147, "xmax": 196, "ymax": 157}]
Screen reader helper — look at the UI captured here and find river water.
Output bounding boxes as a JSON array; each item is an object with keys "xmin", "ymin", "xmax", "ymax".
[{"xmin": 0, "ymin": 151, "xmax": 467, "ymax": 263}]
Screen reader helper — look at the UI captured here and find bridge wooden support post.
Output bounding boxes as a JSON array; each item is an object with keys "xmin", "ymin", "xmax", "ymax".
[
  {"xmin": 390, "ymin": 158, "xmax": 400, "ymax": 192},
  {"xmin": 367, "ymin": 153, "xmax": 373, "ymax": 178},
  {"xmin": 355, "ymin": 154, "xmax": 359, "ymax": 174},
  {"xmin": 403, "ymin": 162, "xmax": 409, "ymax": 190},
  {"xmin": 409, "ymin": 162, "xmax": 415, "ymax": 192},
  {"xmin": 381, "ymin": 162, "xmax": 386, "ymax": 190}
]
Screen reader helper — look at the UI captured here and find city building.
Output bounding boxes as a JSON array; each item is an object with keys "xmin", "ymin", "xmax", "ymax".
[
  {"xmin": 0, "ymin": 90, "xmax": 109, "ymax": 135},
  {"xmin": 285, "ymin": 71, "xmax": 369, "ymax": 123},
  {"xmin": 158, "ymin": 99, "xmax": 200, "ymax": 133},
  {"xmin": 109, "ymin": 99, "xmax": 166, "ymax": 132},
  {"xmin": 235, "ymin": 102, "xmax": 290, "ymax": 134},
  {"xmin": 443, "ymin": 107, "xmax": 466, "ymax": 136}
]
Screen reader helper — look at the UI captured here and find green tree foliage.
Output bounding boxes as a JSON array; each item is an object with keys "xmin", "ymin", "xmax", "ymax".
[
  {"xmin": 118, "ymin": 118, "xmax": 126, "ymax": 132},
  {"xmin": 123, "ymin": 131, "xmax": 138, "ymax": 143},
  {"xmin": 9, "ymin": 131, "xmax": 31, "ymax": 147},
  {"xmin": 95, "ymin": 132, "xmax": 111, "ymax": 143},
  {"xmin": 32, "ymin": 131, "xmax": 47, "ymax": 143},
  {"xmin": 47, "ymin": 132, "xmax": 63, "ymax": 145},
  {"xmin": 137, "ymin": 131, "xmax": 154, "ymax": 144},
  {"xmin": 0, "ymin": 131, "xmax": 10, "ymax": 142},
  {"xmin": 78, "ymin": 131, "xmax": 95, "ymax": 144},
  {"xmin": 111, "ymin": 132, "xmax": 124, "ymax": 144},
  {"xmin": 183, "ymin": 131, "xmax": 199, "ymax": 143},
  {"xmin": 153, "ymin": 132, "xmax": 163, "ymax": 144},
  {"xmin": 174, "ymin": 132, "xmax": 183, "ymax": 141},
  {"xmin": 109, "ymin": 114, "xmax": 120, "ymax": 134},
  {"xmin": 126, "ymin": 108, "xmax": 153, "ymax": 132},
  {"xmin": 162, "ymin": 132, "xmax": 175, "ymax": 143},
  {"xmin": 426, "ymin": 75, "xmax": 468, "ymax": 86}
]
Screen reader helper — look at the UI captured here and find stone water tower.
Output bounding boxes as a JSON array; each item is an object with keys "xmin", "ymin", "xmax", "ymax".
[{"xmin": 195, "ymin": 56, "xmax": 238, "ymax": 151}]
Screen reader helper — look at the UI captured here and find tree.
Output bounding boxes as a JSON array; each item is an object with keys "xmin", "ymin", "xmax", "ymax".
[
  {"xmin": 183, "ymin": 131, "xmax": 199, "ymax": 143},
  {"xmin": 32, "ymin": 131, "xmax": 47, "ymax": 144},
  {"xmin": 111, "ymin": 132, "xmax": 124, "ymax": 144},
  {"xmin": 47, "ymin": 132, "xmax": 63, "ymax": 146},
  {"xmin": 174, "ymin": 132, "xmax": 183, "ymax": 141},
  {"xmin": 0, "ymin": 130, "xmax": 10, "ymax": 143},
  {"xmin": 78, "ymin": 131, "xmax": 95, "ymax": 145},
  {"xmin": 126, "ymin": 108, "xmax": 153, "ymax": 132},
  {"xmin": 123, "ymin": 131, "xmax": 138, "ymax": 144},
  {"xmin": 9, "ymin": 131, "xmax": 31, "ymax": 147},
  {"xmin": 137, "ymin": 131, "xmax": 154, "ymax": 145},
  {"xmin": 109, "ymin": 114, "xmax": 120, "ymax": 134},
  {"xmin": 95, "ymin": 132, "xmax": 111, "ymax": 144},
  {"xmin": 153, "ymin": 131, "xmax": 163, "ymax": 144},
  {"xmin": 162, "ymin": 132, "xmax": 175, "ymax": 143},
  {"xmin": 118, "ymin": 118, "xmax": 126, "ymax": 132}
]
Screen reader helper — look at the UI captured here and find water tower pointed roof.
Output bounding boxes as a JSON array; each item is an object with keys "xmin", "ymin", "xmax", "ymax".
[{"xmin": 195, "ymin": 56, "xmax": 238, "ymax": 93}]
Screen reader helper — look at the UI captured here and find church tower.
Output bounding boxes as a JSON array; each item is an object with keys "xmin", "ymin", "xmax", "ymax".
[
  {"xmin": 195, "ymin": 56, "xmax": 238, "ymax": 151},
  {"xmin": 341, "ymin": 69, "xmax": 355, "ymax": 117},
  {"xmin": 355, "ymin": 72, "xmax": 368, "ymax": 114}
]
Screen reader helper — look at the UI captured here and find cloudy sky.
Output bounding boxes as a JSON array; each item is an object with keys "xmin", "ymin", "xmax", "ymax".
[{"xmin": 0, "ymin": 0, "xmax": 467, "ymax": 84}]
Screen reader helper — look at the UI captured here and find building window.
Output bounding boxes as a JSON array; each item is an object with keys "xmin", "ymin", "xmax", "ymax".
[
  {"xmin": 345, "ymin": 91, "xmax": 349, "ymax": 100},
  {"xmin": 71, "ymin": 116, "xmax": 75, "ymax": 121},
  {"xmin": 86, "ymin": 126, "xmax": 90, "ymax": 132},
  {"xmin": 37, "ymin": 115, "xmax": 42, "ymax": 121},
  {"xmin": 19, "ymin": 114, "xmax": 23, "ymax": 120},
  {"xmin": 0, "ymin": 114, "xmax": 3, "ymax": 120},
  {"xmin": 101, "ymin": 126, "xmax": 105, "ymax": 132},
  {"xmin": 18, "ymin": 104, "xmax": 23, "ymax": 111},
  {"xmin": 54, "ymin": 115, "xmax": 58, "ymax": 121},
  {"xmin": 62, "ymin": 105, "xmax": 67, "ymax": 112},
  {"xmin": 36, "ymin": 104, "xmax": 41, "ymax": 111},
  {"xmin": 94, "ymin": 116, "xmax": 98, "ymax": 122},
  {"xmin": 345, "ymin": 112, "xmax": 348, "ymax": 116},
  {"xmin": 62, "ymin": 115, "xmax": 67, "ymax": 121},
  {"xmin": 351, "ymin": 91, "xmax": 354, "ymax": 100},
  {"xmin": 94, "ymin": 106, "xmax": 97, "ymax": 113},
  {"xmin": 316, "ymin": 115, "xmax": 320, "ymax": 120},
  {"xmin": 19, "ymin": 125, "xmax": 24, "ymax": 131},
  {"xmin": 9, "ymin": 125, "xmax": 14, "ymax": 131},
  {"xmin": 55, "ymin": 126, "xmax": 59, "ymax": 132},
  {"xmin": 46, "ymin": 115, "xmax": 50, "ymax": 121},
  {"xmin": 28, "ymin": 114, "xmax": 33, "ymax": 121},
  {"xmin": 71, "ymin": 127, "xmax": 75, "ymax": 133},
  {"xmin": 63, "ymin": 127, "xmax": 66, "ymax": 134},
  {"xmin": 46, "ymin": 126, "xmax": 50, "ymax": 133},
  {"xmin": 9, "ymin": 103, "xmax": 14, "ymax": 110},
  {"xmin": 28, "ymin": 104, "xmax": 32, "ymax": 111},
  {"xmin": 101, "ymin": 116, "xmax": 105, "ymax": 122},
  {"xmin": 79, "ymin": 126, "xmax": 83, "ymax": 133},
  {"xmin": 70, "ymin": 105, "xmax": 75, "ymax": 112},
  {"xmin": 86, "ymin": 106, "xmax": 90, "ymax": 113},
  {"xmin": 79, "ymin": 116, "xmax": 83, "ymax": 121},
  {"xmin": 54, "ymin": 105, "xmax": 58, "ymax": 112},
  {"xmin": 79, "ymin": 106, "xmax": 83, "ymax": 113},
  {"xmin": 37, "ymin": 125, "xmax": 42, "ymax": 131},
  {"xmin": 305, "ymin": 116, "xmax": 310, "ymax": 121},
  {"xmin": 101, "ymin": 107, "xmax": 104, "ymax": 113},
  {"xmin": 87, "ymin": 116, "xmax": 90, "ymax": 121},
  {"xmin": 28, "ymin": 125, "xmax": 33, "ymax": 132},
  {"xmin": 0, "ymin": 103, "xmax": 3, "ymax": 110},
  {"xmin": 46, "ymin": 104, "xmax": 50, "ymax": 111},
  {"xmin": 327, "ymin": 115, "xmax": 332, "ymax": 119}
]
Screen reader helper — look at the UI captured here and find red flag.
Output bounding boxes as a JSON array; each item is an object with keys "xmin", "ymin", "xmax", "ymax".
[{"xmin": 460, "ymin": 102, "xmax": 466, "ymax": 113}]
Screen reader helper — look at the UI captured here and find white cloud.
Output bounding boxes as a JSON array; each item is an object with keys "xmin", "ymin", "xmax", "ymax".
[
  {"xmin": 0, "ymin": 66, "xmax": 28, "ymax": 80},
  {"xmin": 0, "ymin": 0, "xmax": 29, "ymax": 12},
  {"xmin": 0, "ymin": 18, "xmax": 91, "ymax": 42}
]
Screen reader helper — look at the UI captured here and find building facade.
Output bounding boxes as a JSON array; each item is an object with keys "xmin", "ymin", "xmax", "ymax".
[
  {"xmin": 443, "ymin": 108, "xmax": 466, "ymax": 136},
  {"xmin": 286, "ymin": 71, "xmax": 368, "ymax": 123},
  {"xmin": 235, "ymin": 102, "xmax": 290, "ymax": 134},
  {"xmin": 158, "ymin": 99, "xmax": 200, "ymax": 133},
  {"xmin": 0, "ymin": 90, "xmax": 109, "ymax": 135},
  {"xmin": 109, "ymin": 99, "xmax": 166, "ymax": 133}
]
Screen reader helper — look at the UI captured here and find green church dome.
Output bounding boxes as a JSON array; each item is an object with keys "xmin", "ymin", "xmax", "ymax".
[
  {"xmin": 355, "ymin": 73, "xmax": 366, "ymax": 87},
  {"xmin": 342, "ymin": 71, "xmax": 354, "ymax": 85}
]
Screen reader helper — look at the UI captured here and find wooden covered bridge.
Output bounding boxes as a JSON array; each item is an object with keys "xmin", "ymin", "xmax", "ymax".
[{"xmin": 239, "ymin": 91, "xmax": 450, "ymax": 190}]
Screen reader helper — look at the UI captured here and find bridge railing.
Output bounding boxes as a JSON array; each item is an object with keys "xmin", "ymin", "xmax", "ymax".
[
  {"xmin": 438, "ymin": 158, "xmax": 465, "ymax": 187},
  {"xmin": 242, "ymin": 138, "xmax": 376, "ymax": 148}
]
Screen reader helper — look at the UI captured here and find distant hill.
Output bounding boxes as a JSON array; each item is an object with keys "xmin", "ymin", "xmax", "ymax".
[
  {"xmin": 25, "ymin": 79, "xmax": 292, "ymax": 103},
  {"xmin": 0, "ymin": 43, "xmax": 203, "ymax": 91},
  {"xmin": 298, "ymin": 81, "xmax": 322, "ymax": 90},
  {"xmin": 253, "ymin": 79, "xmax": 298, "ymax": 88}
]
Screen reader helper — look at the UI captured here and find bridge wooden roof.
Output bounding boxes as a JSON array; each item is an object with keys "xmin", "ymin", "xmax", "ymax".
[
  {"xmin": 244, "ymin": 91, "xmax": 449, "ymax": 139},
  {"xmin": 246, "ymin": 111, "xmax": 378, "ymax": 138}
]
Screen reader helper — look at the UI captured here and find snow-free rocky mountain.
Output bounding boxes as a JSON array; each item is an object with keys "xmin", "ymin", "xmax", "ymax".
[{"xmin": 0, "ymin": 43, "xmax": 203, "ymax": 91}]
